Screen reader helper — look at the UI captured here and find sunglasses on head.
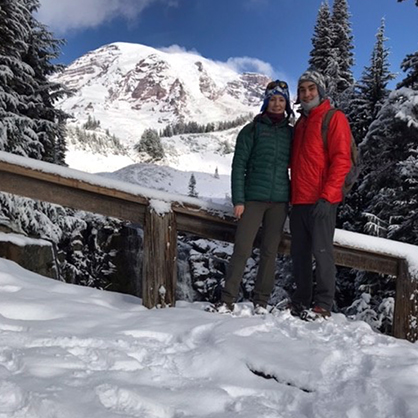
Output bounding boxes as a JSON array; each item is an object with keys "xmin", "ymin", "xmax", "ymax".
[{"xmin": 266, "ymin": 80, "xmax": 288, "ymax": 90}]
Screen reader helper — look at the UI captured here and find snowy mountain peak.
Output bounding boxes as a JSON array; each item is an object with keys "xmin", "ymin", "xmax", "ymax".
[{"xmin": 54, "ymin": 42, "xmax": 270, "ymax": 144}]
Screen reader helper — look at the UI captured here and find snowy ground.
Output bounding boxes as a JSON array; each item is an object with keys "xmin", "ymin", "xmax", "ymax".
[{"xmin": 1, "ymin": 258, "xmax": 418, "ymax": 418}]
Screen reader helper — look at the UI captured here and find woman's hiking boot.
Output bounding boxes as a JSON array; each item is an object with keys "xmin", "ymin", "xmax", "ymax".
[
  {"xmin": 205, "ymin": 301, "xmax": 234, "ymax": 314},
  {"xmin": 300, "ymin": 305, "xmax": 331, "ymax": 321}
]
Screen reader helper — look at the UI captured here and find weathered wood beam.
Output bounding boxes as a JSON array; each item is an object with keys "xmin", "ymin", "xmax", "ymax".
[
  {"xmin": 142, "ymin": 207, "xmax": 177, "ymax": 308},
  {"xmin": 0, "ymin": 160, "xmax": 148, "ymax": 206},
  {"xmin": 333, "ymin": 244, "xmax": 399, "ymax": 276},
  {"xmin": 393, "ymin": 260, "xmax": 418, "ymax": 342},
  {"xmin": 0, "ymin": 167, "xmax": 146, "ymax": 224}
]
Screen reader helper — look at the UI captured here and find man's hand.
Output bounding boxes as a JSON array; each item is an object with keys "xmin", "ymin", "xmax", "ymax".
[
  {"xmin": 312, "ymin": 199, "xmax": 331, "ymax": 219},
  {"xmin": 234, "ymin": 204, "xmax": 245, "ymax": 219}
]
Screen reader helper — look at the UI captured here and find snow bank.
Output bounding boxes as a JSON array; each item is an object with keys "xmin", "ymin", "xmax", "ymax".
[{"xmin": 0, "ymin": 258, "xmax": 417, "ymax": 418}]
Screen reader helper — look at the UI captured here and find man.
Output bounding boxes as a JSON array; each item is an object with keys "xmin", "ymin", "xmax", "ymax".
[{"xmin": 289, "ymin": 69, "xmax": 352, "ymax": 320}]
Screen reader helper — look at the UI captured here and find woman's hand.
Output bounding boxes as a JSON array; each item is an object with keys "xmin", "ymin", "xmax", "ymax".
[{"xmin": 234, "ymin": 204, "xmax": 245, "ymax": 220}]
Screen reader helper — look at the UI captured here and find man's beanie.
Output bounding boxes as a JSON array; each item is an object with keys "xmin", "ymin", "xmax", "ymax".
[
  {"xmin": 260, "ymin": 80, "xmax": 293, "ymax": 117},
  {"xmin": 296, "ymin": 69, "xmax": 327, "ymax": 103}
]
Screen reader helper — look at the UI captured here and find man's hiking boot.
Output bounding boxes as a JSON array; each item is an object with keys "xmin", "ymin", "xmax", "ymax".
[
  {"xmin": 253, "ymin": 304, "xmax": 270, "ymax": 316},
  {"xmin": 288, "ymin": 302, "xmax": 307, "ymax": 317},
  {"xmin": 273, "ymin": 299, "xmax": 306, "ymax": 317},
  {"xmin": 205, "ymin": 301, "xmax": 234, "ymax": 314},
  {"xmin": 300, "ymin": 305, "xmax": 331, "ymax": 321}
]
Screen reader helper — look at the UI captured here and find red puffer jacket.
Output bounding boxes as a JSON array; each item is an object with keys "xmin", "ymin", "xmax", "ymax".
[{"xmin": 290, "ymin": 99, "xmax": 352, "ymax": 205}]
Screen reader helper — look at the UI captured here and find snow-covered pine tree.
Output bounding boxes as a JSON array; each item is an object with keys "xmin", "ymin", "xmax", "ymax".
[
  {"xmin": 307, "ymin": 0, "xmax": 354, "ymax": 106},
  {"xmin": 188, "ymin": 173, "xmax": 198, "ymax": 197},
  {"xmin": 338, "ymin": 19, "xmax": 395, "ymax": 231},
  {"xmin": 205, "ymin": 122, "xmax": 215, "ymax": 133},
  {"xmin": 391, "ymin": 150, "xmax": 418, "ymax": 242},
  {"xmin": 383, "ymin": 46, "xmax": 418, "ymax": 243},
  {"xmin": 22, "ymin": 0, "xmax": 71, "ymax": 164},
  {"xmin": 0, "ymin": 0, "xmax": 40, "ymax": 157},
  {"xmin": 336, "ymin": 10, "xmax": 412, "ymax": 333},
  {"xmin": 338, "ymin": 84, "xmax": 418, "ymax": 333},
  {"xmin": 0, "ymin": 192, "xmax": 123, "ymax": 289},
  {"xmin": 0, "ymin": 0, "xmax": 70, "ymax": 163},
  {"xmin": 324, "ymin": 47, "xmax": 341, "ymax": 104},
  {"xmin": 330, "ymin": 0, "xmax": 354, "ymax": 95},
  {"xmin": 397, "ymin": 51, "xmax": 418, "ymax": 90},
  {"xmin": 83, "ymin": 115, "xmax": 101, "ymax": 130},
  {"xmin": 359, "ymin": 87, "xmax": 418, "ymax": 243},
  {"xmin": 134, "ymin": 128, "xmax": 165, "ymax": 161},
  {"xmin": 309, "ymin": 1, "xmax": 333, "ymax": 74},
  {"xmin": 347, "ymin": 19, "xmax": 395, "ymax": 142}
]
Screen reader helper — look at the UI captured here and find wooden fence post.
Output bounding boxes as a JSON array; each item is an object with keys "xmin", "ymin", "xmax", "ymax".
[
  {"xmin": 393, "ymin": 259, "xmax": 418, "ymax": 342},
  {"xmin": 142, "ymin": 205, "xmax": 177, "ymax": 309}
]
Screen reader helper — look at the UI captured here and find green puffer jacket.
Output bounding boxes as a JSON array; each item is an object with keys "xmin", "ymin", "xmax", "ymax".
[{"xmin": 231, "ymin": 114, "xmax": 292, "ymax": 206}]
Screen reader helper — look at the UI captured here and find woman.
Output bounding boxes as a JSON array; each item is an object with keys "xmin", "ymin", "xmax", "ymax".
[{"xmin": 210, "ymin": 80, "xmax": 293, "ymax": 314}]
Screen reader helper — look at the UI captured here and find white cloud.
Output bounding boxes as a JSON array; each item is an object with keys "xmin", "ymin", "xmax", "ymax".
[
  {"xmin": 158, "ymin": 44, "xmax": 202, "ymax": 56},
  {"xmin": 37, "ymin": 0, "xmax": 167, "ymax": 33},
  {"xmin": 221, "ymin": 57, "xmax": 297, "ymax": 99},
  {"xmin": 156, "ymin": 47, "xmax": 295, "ymax": 93},
  {"xmin": 223, "ymin": 56, "xmax": 275, "ymax": 78}
]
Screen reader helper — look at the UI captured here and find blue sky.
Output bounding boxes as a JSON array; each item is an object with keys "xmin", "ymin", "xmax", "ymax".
[{"xmin": 38, "ymin": 0, "xmax": 418, "ymax": 91}]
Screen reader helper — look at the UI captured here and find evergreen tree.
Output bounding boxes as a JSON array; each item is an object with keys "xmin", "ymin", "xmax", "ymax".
[
  {"xmin": 348, "ymin": 19, "xmax": 395, "ymax": 142},
  {"xmin": 188, "ymin": 173, "xmax": 198, "ymax": 198},
  {"xmin": 0, "ymin": 0, "xmax": 70, "ymax": 163},
  {"xmin": 23, "ymin": 0, "xmax": 71, "ymax": 164},
  {"xmin": 340, "ymin": 85, "xmax": 418, "ymax": 331},
  {"xmin": 324, "ymin": 47, "xmax": 341, "ymax": 103},
  {"xmin": 338, "ymin": 40, "xmax": 418, "ymax": 328},
  {"xmin": 83, "ymin": 115, "xmax": 101, "ymax": 130},
  {"xmin": 330, "ymin": 0, "xmax": 354, "ymax": 94},
  {"xmin": 308, "ymin": 0, "xmax": 354, "ymax": 105},
  {"xmin": 0, "ymin": 0, "xmax": 39, "ymax": 157},
  {"xmin": 359, "ymin": 87, "xmax": 418, "ymax": 244},
  {"xmin": 397, "ymin": 50, "xmax": 418, "ymax": 90},
  {"xmin": 134, "ymin": 128, "xmax": 165, "ymax": 160},
  {"xmin": 338, "ymin": 19, "xmax": 395, "ymax": 232},
  {"xmin": 205, "ymin": 122, "xmax": 215, "ymax": 133},
  {"xmin": 390, "ymin": 150, "xmax": 418, "ymax": 242},
  {"xmin": 309, "ymin": 1, "xmax": 333, "ymax": 74}
]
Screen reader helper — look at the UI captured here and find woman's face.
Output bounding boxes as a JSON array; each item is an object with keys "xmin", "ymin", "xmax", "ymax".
[{"xmin": 267, "ymin": 95, "xmax": 286, "ymax": 114}]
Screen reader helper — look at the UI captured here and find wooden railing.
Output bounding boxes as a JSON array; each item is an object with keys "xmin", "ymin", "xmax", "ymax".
[{"xmin": 0, "ymin": 151, "xmax": 417, "ymax": 342}]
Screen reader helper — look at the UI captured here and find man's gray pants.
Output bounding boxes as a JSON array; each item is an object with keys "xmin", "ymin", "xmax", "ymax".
[
  {"xmin": 290, "ymin": 204, "xmax": 338, "ymax": 311},
  {"xmin": 221, "ymin": 201, "xmax": 288, "ymax": 307}
]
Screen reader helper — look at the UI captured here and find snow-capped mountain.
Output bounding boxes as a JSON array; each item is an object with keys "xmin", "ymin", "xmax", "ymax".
[{"xmin": 55, "ymin": 42, "xmax": 269, "ymax": 146}]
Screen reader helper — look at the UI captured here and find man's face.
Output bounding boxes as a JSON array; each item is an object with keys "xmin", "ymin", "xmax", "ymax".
[{"xmin": 298, "ymin": 81, "xmax": 319, "ymax": 103}]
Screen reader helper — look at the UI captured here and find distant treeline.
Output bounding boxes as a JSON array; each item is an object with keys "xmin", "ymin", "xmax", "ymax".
[{"xmin": 160, "ymin": 113, "xmax": 254, "ymax": 137}]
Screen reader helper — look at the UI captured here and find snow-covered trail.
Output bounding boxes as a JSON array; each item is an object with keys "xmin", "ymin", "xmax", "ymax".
[{"xmin": 0, "ymin": 258, "xmax": 417, "ymax": 418}]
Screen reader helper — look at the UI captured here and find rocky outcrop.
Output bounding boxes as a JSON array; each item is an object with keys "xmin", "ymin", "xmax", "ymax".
[
  {"xmin": 195, "ymin": 61, "xmax": 221, "ymax": 101},
  {"xmin": 0, "ymin": 232, "xmax": 58, "ymax": 279},
  {"xmin": 240, "ymin": 73, "xmax": 271, "ymax": 105}
]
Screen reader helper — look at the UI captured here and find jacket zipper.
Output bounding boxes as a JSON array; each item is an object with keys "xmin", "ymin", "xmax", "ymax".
[{"xmin": 270, "ymin": 124, "xmax": 279, "ymax": 201}]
